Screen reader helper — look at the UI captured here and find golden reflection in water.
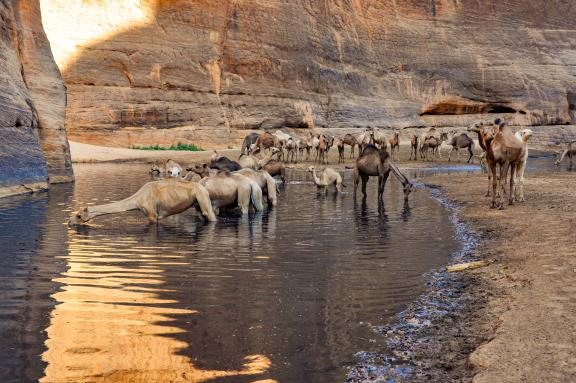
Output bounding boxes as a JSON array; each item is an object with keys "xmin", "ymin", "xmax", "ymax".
[{"xmin": 40, "ymin": 234, "xmax": 271, "ymax": 383}]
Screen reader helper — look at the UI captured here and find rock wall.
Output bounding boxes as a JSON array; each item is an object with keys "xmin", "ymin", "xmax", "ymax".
[
  {"xmin": 0, "ymin": 0, "xmax": 72, "ymax": 197},
  {"xmin": 40, "ymin": 0, "xmax": 576, "ymax": 148}
]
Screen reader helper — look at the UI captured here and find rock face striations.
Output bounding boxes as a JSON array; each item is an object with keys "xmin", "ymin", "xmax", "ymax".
[
  {"xmin": 40, "ymin": 0, "xmax": 576, "ymax": 148},
  {"xmin": 0, "ymin": 0, "xmax": 73, "ymax": 197}
]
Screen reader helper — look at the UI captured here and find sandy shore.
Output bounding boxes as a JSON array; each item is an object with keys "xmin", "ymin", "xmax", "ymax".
[
  {"xmin": 416, "ymin": 170, "xmax": 576, "ymax": 382},
  {"xmin": 71, "ymin": 140, "xmax": 575, "ymax": 382}
]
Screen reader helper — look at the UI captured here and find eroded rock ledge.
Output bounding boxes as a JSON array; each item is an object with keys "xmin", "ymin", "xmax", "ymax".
[{"xmin": 40, "ymin": 0, "xmax": 576, "ymax": 148}]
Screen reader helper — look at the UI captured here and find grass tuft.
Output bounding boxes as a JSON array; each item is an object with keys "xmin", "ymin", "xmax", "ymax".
[{"xmin": 131, "ymin": 142, "xmax": 203, "ymax": 151}]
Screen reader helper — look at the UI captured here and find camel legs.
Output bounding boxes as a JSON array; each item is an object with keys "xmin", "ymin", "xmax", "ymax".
[
  {"xmin": 448, "ymin": 146, "xmax": 454, "ymax": 161},
  {"xmin": 489, "ymin": 161, "xmax": 498, "ymax": 208},
  {"xmin": 508, "ymin": 164, "xmax": 516, "ymax": 206},
  {"xmin": 555, "ymin": 149, "xmax": 569, "ymax": 165},
  {"xmin": 515, "ymin": 160, "xmax": 527, "ymax": 202},
  {"xmin": 467, "ymin": 146, "xmax": 474, "ymax": 163},
  {"xmin": 377, "ymin": 171, "xmax": 390, "ymax": 200},
  {"xmin": 361, "ymin": 174, "xmax": 369, "ymax": 199}
]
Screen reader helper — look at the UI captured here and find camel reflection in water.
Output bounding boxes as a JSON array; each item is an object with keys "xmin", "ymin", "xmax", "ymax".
[{"xmin": 41, "ymin": 225, "xmax": 273, "ymax": 383}]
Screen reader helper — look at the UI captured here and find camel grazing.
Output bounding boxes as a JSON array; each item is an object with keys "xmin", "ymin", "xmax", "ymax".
[
  {"xmin": 236, "ymin": 168, "xmax": 278, "ymax": 206},
  {"xmin": 555, "ymin": 141, "xmax": 576, "ymax": 166},
  {"xmin": 514, "ymin": 128, "xmax": 533, "ymax": 202},
  {"xmin": 241, "ymin": 133, "xmax": 260, "ymax": 155},
  {"xmin": 69, "ymin": 179, "xmax": 216, "ymax": 224},
  {"xmin": 335, "ymin": 137, "xmax": 345, "ymax": 163},
  {"xmin": 307, "ymin": 166, "xmax": 344, "ymax": 193},
  {"xmin": 150, "ymin": 159, "xmax": 183, "ymax": 177},
  {"xmin": 481, "ymin": 118, "xmax": 524, "ymax": 208},
  {"xmin": 388, "ymin": 130, "xmax": 400, "ymax": 161},
  {"xmin": 198, "ymin": 171, "xmax": 264, "ymax": 214},
  {"xmin": 353, "ymin": 144, "xmax": 413, "ymax": 201},
  {"xmin": 446, "ymin": 132, "xmax": 475, "ymax": 162},
  {"xmin": 341, "ymin": 133, "xmax": 358, "ymax": 158},
  {"xmin": 408, "ymin": 133, "xmax": 419, "ymax": 160}
]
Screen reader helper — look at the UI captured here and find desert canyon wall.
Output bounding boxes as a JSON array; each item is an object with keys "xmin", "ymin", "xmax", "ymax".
[
  {"xmin": 0, "ymin": 0, "xmax": 72, "ymax": 197},
  {"xmin": 39, "ymin": 0, "xmax": 576, "ymax": 148}
]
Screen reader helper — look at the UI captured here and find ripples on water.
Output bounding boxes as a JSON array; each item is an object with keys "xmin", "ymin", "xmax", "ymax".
[{"xmin": 0, "ymin": 164, "xmax": 460, "ymax": 383}]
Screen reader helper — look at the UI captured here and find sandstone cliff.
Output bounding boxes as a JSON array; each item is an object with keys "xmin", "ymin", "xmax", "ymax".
[
  {"xmin": 40, "ymin": 0, "xmax": 576, "ymax": 148},
  {"xmin": 0, "ymin": 0, "xmax": 73, "ymax": 197}
]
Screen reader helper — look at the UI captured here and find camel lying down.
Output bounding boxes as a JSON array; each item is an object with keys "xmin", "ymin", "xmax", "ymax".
[{"xmin": 69, "ymin": 179, "xmax": 217, "ymax": 224}]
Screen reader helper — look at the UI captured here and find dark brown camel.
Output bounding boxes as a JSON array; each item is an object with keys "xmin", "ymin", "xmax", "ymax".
[
  {"xmin": 447, "ymin": 132, "xmax": 475, "ymax": 162},
  {"xmin": 353, "ymin": 144, "xmax": 413, "ymax": 201}
]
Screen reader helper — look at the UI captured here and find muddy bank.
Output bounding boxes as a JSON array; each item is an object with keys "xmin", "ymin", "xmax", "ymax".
[{"xmin": 350, "ymin": 170, "xmax": 576, "ymax": 382}]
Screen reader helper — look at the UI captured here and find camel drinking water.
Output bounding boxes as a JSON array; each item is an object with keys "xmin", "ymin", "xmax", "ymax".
[
  {"xmin": 307, "ymin": 166, "xmax": 345, "ymax": 193},
  {"xmin": 555, "ymin": 141, "xmax": 576, "ymax": 166},
  {"xmin": 69, "ymin": 179, "xmax": 217, "ymax": 224},
  {"xmin": 353, "ymin": 144, "xmax": 413, "ymax": 201}
]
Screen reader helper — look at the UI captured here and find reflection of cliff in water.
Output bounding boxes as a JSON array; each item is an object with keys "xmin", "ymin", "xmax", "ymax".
[{"xmin": 0, "ymin": 186, "xmax": 70, "ymax": 382}]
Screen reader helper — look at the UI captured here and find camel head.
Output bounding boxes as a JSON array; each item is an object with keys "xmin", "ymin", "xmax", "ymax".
[
  {"xmin": 188, "ymin": 163, "xmax": 210, "ymax": 178},
  {"xmin": 210, "ymin": 150, "xmax": 219, "ymax": 162},
  {"xmin": 149, "ymin": 164, "xmax": 161, "ymax": 174},
  {"xmin": 467, "ymin": 121, "xmax": 484, "ymax": 133},
  {"xmin": 402, "ymin": 182, "xmax": 414, "ymax": 202},
  {"xmin": 307, "ymin": 166, "xmax": 315, "ymax": 173},
  {"xmin": 519, "ymin": 128, "xmax": 533, "ymax": 142},
  {"xmin": 69, "ymin": 207, "xmax": 90, "ymax": 225}
]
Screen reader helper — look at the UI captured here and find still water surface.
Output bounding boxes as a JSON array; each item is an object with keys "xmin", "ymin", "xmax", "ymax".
[{"xmin": 0, "ymin": 164, "xmax": 459, "ymax": 383}]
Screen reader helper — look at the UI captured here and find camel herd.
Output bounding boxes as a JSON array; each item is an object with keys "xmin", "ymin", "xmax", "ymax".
[{"xmin": 70, "ymin": 117, "xmax": 573, "ymax": 225}]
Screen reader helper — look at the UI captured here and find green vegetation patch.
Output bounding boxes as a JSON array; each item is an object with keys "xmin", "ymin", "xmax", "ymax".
[{"xmin": 131, "ymin": 142, "xmax": 203, "ymax": 151}]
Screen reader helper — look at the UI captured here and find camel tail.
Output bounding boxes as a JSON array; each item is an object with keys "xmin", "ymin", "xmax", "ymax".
[
  {"xmin": 250, "ymin": 182, "xmax": 264, "ymax": 212},
  {"xmin": 264, "ymin": 171, "xmax": 278, "ymax": 206}
]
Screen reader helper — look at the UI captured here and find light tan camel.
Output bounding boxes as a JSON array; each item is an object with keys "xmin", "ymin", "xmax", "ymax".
[
  {"xmin": 198, "ymin": 171, "xmax": 264, "ymax": 214},
  {"xmin": 150, "ymin": 159, "xmax": 183, "ymax": 177},
  {"xmin": 236, "ymin": 168, "xmax": 278, "ymax": 206},
  {"xmin": 356, "ymin": 127, "xmax": 373, "ymax": 154},
  {"xmin": 388, "ymin": 131, "xmax": 400, "ymax": 160},
  {"xmin": 307, "ymin": 166, "xmax": 344, "ymax": 193},
  {"xmin": 369, "ymin": 128, "xmax": 388, "ymax": 149},
  {"xmin": 482, "ymin": 118, "xmax": 524, "ymax": 208},
  {"xmin": 69, "ymin": 179, "xmax": 216, "ymax": 224},
  {"xmin": 238, "ymin": 147, "xmax": 281, "ymax": 170},
  {"xmin": 317, "ymin": 134, "xmax": 329, "ymax": 164},
  {"xmin": 353, "ymin": 144, "xmax": 413, "ymax": 201},
  {"xmin": 555, "ymin": 141, "xmax": 576, "ymax": 165},
  {"xmin": 514, "ymin": 128, "xmax": 533, "ymax": 202},
  {"xmin": 409, "ymin": 133, "xmax": 419, "ymax": 160}
]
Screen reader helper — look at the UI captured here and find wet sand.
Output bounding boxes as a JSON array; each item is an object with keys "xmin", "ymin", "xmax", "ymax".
[{"xmin": 411, "ymin": 170, "xmax": 576, "ymax": 382}]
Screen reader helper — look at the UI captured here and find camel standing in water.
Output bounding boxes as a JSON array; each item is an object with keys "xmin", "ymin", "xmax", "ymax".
[
  {"xmin": 308, "ymin": 166, "xmax": 344, "ymax": 193},
  {"xmin": 353, "ymin": 144, "xmax": 413, "ymax": 201},
  {"xmin": 236, "ymin": 168, "xmax": 278, "ymax": 206},
  {"xmin": 69, "ymin": 179, "xmax": 217, "ymax": 224},
  {"xmin": 555, "ymin": 141, "xmax": 576, "ymax": 166}
]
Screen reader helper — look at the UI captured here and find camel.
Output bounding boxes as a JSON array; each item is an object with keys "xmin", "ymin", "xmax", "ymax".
[
  {"xmin": 255, "ymin": 132, "xmax": 280, "ymax": 153},
  {"xmin": 481, "ymin": 118, "xmax": 524, "ymax": 208},
  {"xmin": 468, "ymin": 121, "xmax": 498, "ymax": 196},
  {"xmin": 446, "ymin": 132, "xmax": 475, "ymax": 162},
  {"xmin": 296, "ymin": 138, "xmax": 307, "ymax": 162},
  {"xmin": 514, "ymin": 128, "xmax": 533, "ymax": 202},
  {"xmin": 356, "ymin": 128, "xmax": 373, "ymax": 154},
  {"xmin": 353, "ymin": 144, "xmax": 413, "ymax": 201},
  {"xmin": 197, "ymin": 171, "xmax": 264, "ymax": 214},
  {"xmin": 261, "ymin": 160, "xmax": 286, "ymax": 183},
  {"xmin": 236, "ymin": 168, "xmax": 278, "ymax": 206},
  {"xmin": 150, "ymin": 159, "xmax": 183, "ymax": 177},
  {"xmin": 305, "ymin": 131, "xmax": 315, "ymax": 160},
  {"xmin": 408, "ymin": 133, "xmax": 419, "ymax": 160},
  {"xmin": 285, "ymin": 137, "xmax": 298, "ymax": 162},
  {"xmin": 316, "ymin": 134, "xmax": 330, "ymax": 164},
  {"xmin": 241, "ymin": 133, "xmax": 260, "ymax": 155},
  {"xmin": 210, "ymin": 155, "xmax": 241, "ymax": 171},
  {"xmin": 388, "ymin": 131, "xmax": 400, "ymax": 161},
  {"xmin": 335, "ymin": 137, "xmax": 345, "ymax": 163},
  {"xmin": 69, "ymin": 179, "xmax": 217, "ymax": 224},
  {"xmin": 369, "ymin": 128, "xmax": 388, "ymax": 149},
  {"xmin": 238, "ymin": 147, "xmax": 281, "ymax": 170},
  {"xmin": 555, "ymin": 141, "xmax": 576, "ymax": 166},
  {"xmin": 307, "ymin": 166, "xmax": 344, "ymax": 193},
  {"xmin": 341, "ymin": 133, "xmax": 358, "ymax": 158}
]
